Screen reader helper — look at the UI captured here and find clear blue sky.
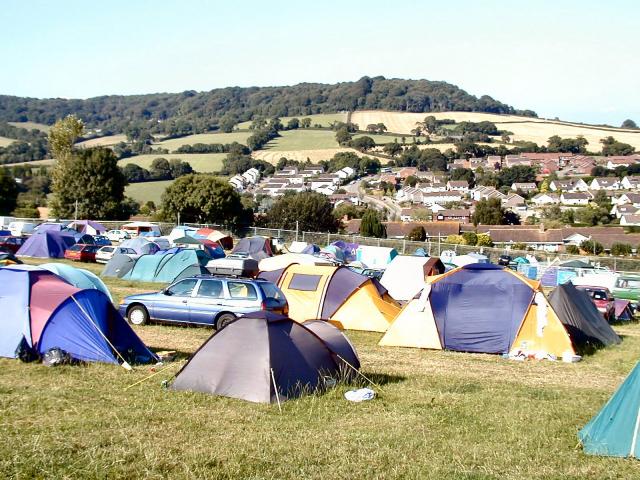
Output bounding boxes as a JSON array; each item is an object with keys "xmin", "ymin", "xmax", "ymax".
[{"xmin": 1, "ymin": 0, "xmax": 638, "ymax": 125}]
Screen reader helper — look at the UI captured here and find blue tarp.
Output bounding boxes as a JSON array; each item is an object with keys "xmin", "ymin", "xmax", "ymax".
[
  {"xmin": 0, "ymin": 268, "xmax": 31, "ymax": 357},
  {"xmin": 429, "ymin": 264, "xmax": 535, "ymax": 354},
  {"xmin": 16, "ymin": 231, "xmax": 76, "ymax": 258}
]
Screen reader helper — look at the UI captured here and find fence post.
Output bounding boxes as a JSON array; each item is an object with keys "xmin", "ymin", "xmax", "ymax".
[
  {"xmin": 327, "ymin": 232, "xmax": 330, "ymax": 245},
  {"xmin": 402, "ymin": 239, "xmax": 406, "ymax": 254},
  {"xmin": 253, "ymin": 226, "xmax": 257, "ymax": 236}
]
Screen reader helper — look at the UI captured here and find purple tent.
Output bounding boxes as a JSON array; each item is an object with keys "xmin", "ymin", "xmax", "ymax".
[
  {"xmin": 330, "ymin": 241, "xmax": 359, "ymax": 262},
  {"xmin": 16, "ymin": 231, "xmax": 76, "ymax": 258},
  {"xmin": 67, "ymin": 220, "xmax": 107, "ymax": 235}
]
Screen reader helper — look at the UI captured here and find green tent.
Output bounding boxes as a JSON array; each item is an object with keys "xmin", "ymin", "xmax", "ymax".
[
  {"xmin": 579, "ymin": 362, "xmax": 640, "ymax": 458},
  {"xmin": 123, "ymin": 250, "xmax": 210, "ymax": 283}
]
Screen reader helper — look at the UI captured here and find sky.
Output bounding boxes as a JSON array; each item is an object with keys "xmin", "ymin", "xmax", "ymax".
[{"xmin": 1, "ymin": 0, "xmax": 638, "ymax": 125}]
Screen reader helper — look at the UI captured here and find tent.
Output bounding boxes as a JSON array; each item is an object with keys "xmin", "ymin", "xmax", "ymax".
[
  {"xmin": 0, "ymin": 250, "xmax": 22, "ymax": 266},
  {"xmin": 302, "ymin": 319, "xmax": 360, "ymax": 373},
  {"xmin": 258, "ymin": 264, "xmax": 400, "ymax": 332},
  {"xmin": 171, "ymin": 311, "xmax": 343, "ymax": 403},
  {"xmin": 319, "ymin": 245, "xmax": 346, "ymax": 263},
  {"xmin": 614, "ymin": 300, "xmax": 634, "ymax": 322},
  {"xmin": 380, "ymin": 264, "xmax": 578, "ymax": 357},
  {"xmin": 380, "ymin": 256, "xmax": 445, "ymax": 301},
  {"xmin": 288, "ymin": 241, "xmax": 321, "ymax": 255},
  {"xmin": 0, "ymin": 266, "xmax": 155, "ymax": 364},
  {"xmin": 201, "ymin": 240, "xmax": 226, "ymax": 259},
  {"xmin": 67, "ymin": 220, "xmax": 107, "ymax": 236},
  {"xmin": 35, "ymin": 222, "xmax": 66, "ymax": 232},
  {"xmin": 39, "ymin": 263, "xmax": 112, "ymax": 300},
  {"xmin": 330, "ymin": 241, "xmax": 359, "ymax": 263},
  {"xmin": 122, "ymin": 249, "xmax": 210, "ymax": 283},
  {"xmin": 579, "ymin": 362, "xmax": 640, "ymax": 458},
  {"xmin": 355, "ymin": 245, "xmax": 398, "ymax": 268},
  {"xmin": 16, "ymin": 231, "xmax": 76, "ymax": 258},
  {"xmin": 548, "ymin": 282, "xmax": 621, "ymax": 352},
  {"xmin": 172, "ymin": 235, "xmax": 203, "ymax": 246},
  {"xmin": 120, "ymin": 237, "xmax": 161, "ymax": 255},
  {"xmin": 258, "ymin": 253, "xmax": 334, "ymax": 272},
  {"xmin": 168, "ymin": 226, "xmax": 198, "ymax": 243},
  {"xmin": 231, "ymin": 236, "xmax": 272, "ymax": 260},
  {"xmin": 195, "ymin": 229, "xmax": 234, "ymax": 250},
  {"xmin": 450, "ymin": 252, "xmax": 489, "ymax": 267},
  {"xmin": 101, "ymin": 253, "xmax": 136, "ymax": 278}
]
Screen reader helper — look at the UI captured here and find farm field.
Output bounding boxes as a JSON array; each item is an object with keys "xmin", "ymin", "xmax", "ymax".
[
  {"xmin": 263, "ymin": 129, "xmax": 339, "ymax": 151},
  {"xmin": 350, "ymin": 110, "xmax": 640, "ymax": 152},
  {"xmin": 7, "ymin": 121, "xmax": 52, "ymax": 133},
  {"xmin": 236, "ymin": 112, "xmax": 347, "ymax": 129},
  {"xmin": 253, "ymin": 147, "xmax": 364, "ymax": 164},
  {"xmin": 119, "ymin": 153, "xmax": 226, "ymax": 173},
  {"xmin": 1, "ymin": 257, "xmax": 639, "ymax": 478},
  {"xmin": 353, "ymin": 133, "xmax": 418, "ymax": 145},
  {"xmin": 124, "ymin": 179, "xmax": 175, "ymax": 204},
  {"xmin": 153, "ymin": 131, "xmax": 253, "ymax": 152},
  {"xmin": 0, "ymin": 136, "xmax": 15, "ymax": 147},
  {"xmin": 3, "ymin": 158, "xmax": 55, "ymax": 167},
  {"xmin": 76, "ymin": 134, "xmax": 128, "ymax": 148}
]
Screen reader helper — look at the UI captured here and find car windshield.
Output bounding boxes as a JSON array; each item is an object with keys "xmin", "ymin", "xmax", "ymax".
[
  {"xmin": 259, "ymin": 282, "xmax": 285, "ymax": 301},
  {"xmin": 101, "ymin": 247, "xmax": 115, "ymax": 253},
  {"xmin": 228, "ymin": 282, "xmax": 258, "ymax": 300},
  {"xmin": 166, "ymin": 279, "xmax": 198, "ymax": 296},
  {"xmin": 69, "ymin": 245, "xmax": 82, "ymax": 252}
]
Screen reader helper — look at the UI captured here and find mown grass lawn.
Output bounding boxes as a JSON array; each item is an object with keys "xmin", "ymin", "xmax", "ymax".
[{"xmin": 2, "ymin": 258, "xmax": 639, "ymax": 478}]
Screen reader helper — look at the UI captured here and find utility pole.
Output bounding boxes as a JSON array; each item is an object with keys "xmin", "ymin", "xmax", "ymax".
[{"xmin": 74, "ymin": 200, "xmax": 78, "ymax": 221}]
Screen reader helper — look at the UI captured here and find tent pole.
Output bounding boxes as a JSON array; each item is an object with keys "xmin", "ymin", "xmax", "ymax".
[
  {"xmin": 125, "ymin": 362, "xmax": 182, "ymax": 390},
  {"xmin": 631, "ymin": 405, "xmax": 640, "ymax": 457},
  {"xmin": 270, "ymin": 368, "xmax": 282, "ymax": 414},
  {"xmin": 70, "ymin": 295, "xmax": 132, "ymax": 370},
  {"xmin": 335, "ymin": 353, "xmax": 384, "ymax": 393}
]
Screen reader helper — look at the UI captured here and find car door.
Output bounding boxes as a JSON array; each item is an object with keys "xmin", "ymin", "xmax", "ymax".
[
  {"xmin": 153, "ymin": 278, "xmax": 199, "ymax": 323},
  {"xmin": 226, "ymin": 281, "xmax": 261, "ymax": 315},
  {"xmin": 188, "ymin": 279, "xmax": 225, "ymax": 325}
]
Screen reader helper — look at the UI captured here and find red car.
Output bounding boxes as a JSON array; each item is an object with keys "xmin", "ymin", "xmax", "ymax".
[
  {"xmin": 0, "ymin": 236, "xmax": 25, "ymax": 254},
  {"xmin": 575, "ymin": 285, "xmax": 615, "ymax": 322},
  {"xmin": 64, "ymin": 244, "xmax": 100, "ymax": 262}
]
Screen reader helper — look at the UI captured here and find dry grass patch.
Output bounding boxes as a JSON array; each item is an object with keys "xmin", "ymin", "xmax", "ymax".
[
  {"xmin": 76, "ymin": 134, "xmax": 128, "ymax": 148},
  {"xmin": 253, "ymin": 147, "xmax": 364, "ymax": 164},
  {"xmin": 7, "ymin": 121, "xmax": 52, "ymax": 133}
]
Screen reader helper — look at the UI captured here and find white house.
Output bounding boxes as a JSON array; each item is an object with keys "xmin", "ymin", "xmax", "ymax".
[
  {"xmin": 616, "ymin": 192, "xmax": 640, "ymax": 207},
  {"xmin": 621, "ymin": 176, "xmax": 640, "ymax": 190},
  {"xmin": 423, "ymin": 182, "xmax": 447, "ymax": 193},
  {"xmin": 315, "ymin": 185, "xmax": 338, "ymax": 196},
  {"xmin": 472, "ymin": 186, "xmax": 506, "ymax": 202},
  {"xmin": 549, "ymin": 179, "xmax": 589, "ymax": 192},
  {"xmin": 229, "ymin": 175, "xmax": 245, "ymax": 191},
  {"xmin": 590, "ymin": 177, "xmax": 621, "ymax": 190},
  {"xmin": 242, "ymin": 168, "xmax": 261, "ymax": 185},
  {"xmin": 446, "ymin": 180, "xmax": 470, "ymax": 193},
  {"xmin": 421, "ymin": 191, "xmax": 463, "ymax": 206},
  {"xmin": 531, "ymin": 192, "xmax": 560, "ymax": 206},
  {"xmin": 560, "ymin": 192, "xmax": 593, "ymax": 206},
  {"xmin": 275, "ymin": 167, "xmax": 298, "ymax": 176},
  {"xmin": 310, "ymin": 179, "xmax": 338, "ymax": 191},
  {"xmin": 611, "ymin": 204, "xmax": 640, "ymax": 218},
  {"xmin": 510, "ymin": 182, "xmax": 537, "ymax": 193},
  {"xmin": 620, "ymin": 214, "xmax": 640, "ymax": 226},
  {"xmin": 336, "ymin": 166, "xmax": 355, "ymax": 181}
]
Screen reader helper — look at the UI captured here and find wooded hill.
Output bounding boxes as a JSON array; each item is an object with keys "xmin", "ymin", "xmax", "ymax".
[{"xmin": 0, "ymin": 76, "xmax": 535, "ymax": 136}]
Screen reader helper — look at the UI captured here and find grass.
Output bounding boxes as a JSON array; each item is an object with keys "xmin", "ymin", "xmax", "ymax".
[
  {"xmin": 76, "ymin": 134, "xmax": 128, "ymax": 148},
  {"xmin": 263, "ymin": 129, "xmax": 339, "ymax": 151},
  {"xmin": 152, "ymin": 132, "xmax": 253, "ymax": 152},
  {"xmin": 7, "ymin": 121, "xmax": 52, "ymax": 133},
  {"xmin": 2, "ymin": 257, "xmax": 640, "ymax": 478},
  {"xmin": 125, "ymin": 180, "xmax": 175, "ymax": 204},
  {"xmin": 237, "ymin": 113, "xmax": 347, "ymax": 129},
  {"xmin": 119, "ymin": 153, "xmax": 226, "ymax": 173},
  {"xmin": 353, "ymin": 133, "xmax": 417, "ymax": 145},
  {"xmin": 0, "ymin": 136, "xmax": 15, "ymax": 147},
  {"xmin": 253, "ymin": 147, "xmax": 362, "ymax": 164}
]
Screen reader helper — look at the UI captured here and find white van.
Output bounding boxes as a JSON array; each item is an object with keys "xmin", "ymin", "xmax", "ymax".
[
  {"xmin": 9, "ymin": 221, "xmax": 36, "ymax": 236},
  {"xmin": 0, "ymin": 216, "xmax": 16, "ymax": 229}
]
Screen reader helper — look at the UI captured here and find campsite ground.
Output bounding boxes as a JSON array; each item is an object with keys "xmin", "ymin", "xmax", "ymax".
[{"xmin": 2, "ymin": 258, "xmax": 640, "ymax": 478}]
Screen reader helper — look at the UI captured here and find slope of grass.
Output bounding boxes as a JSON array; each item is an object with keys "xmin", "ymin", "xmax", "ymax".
[
  {"xmin": 119, "ymin": 153, "xmax": 226, "ymax": 173},
  {"xmin": 153, "ymin": 131, "xmax": 253, "ymax": 152},
  {"xmin": 2, "ymin": 257, "xmax": 640, "ymax": 478},
  {"xmin": 124, "ymin": 180, "xmax": 174, "ymax": 204},
  {"xmin": 7, "ymin": 121, "xmax": 52, "ymax": 133},
  {"xmin": 76, "ymin": 134, "xmax": 127, "ymax": 148},
  {"xmin": 0, "ymin": 136, "xmax": 15, "ymax": 147},
  {"xmin": 237, "ymin": 113, "xmax": 347, "ymax": 129},
  {"xmin": 263, "ymin": 129, "xmax": 339, "ymax": 151}
]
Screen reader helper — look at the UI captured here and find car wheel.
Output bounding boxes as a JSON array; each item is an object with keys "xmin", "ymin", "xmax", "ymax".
[
  {"xmin": 128, "ymin": 305, "xmax": 149, "ymax": 326},
  {"xmin": 216, "ymin": 313, "xmax": 236, "ymax": 330}
]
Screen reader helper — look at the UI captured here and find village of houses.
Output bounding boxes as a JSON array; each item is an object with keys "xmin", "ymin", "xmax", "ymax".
[{"xmin": 227, "ymin": 152, "xmax": 640, "ymax": 254}]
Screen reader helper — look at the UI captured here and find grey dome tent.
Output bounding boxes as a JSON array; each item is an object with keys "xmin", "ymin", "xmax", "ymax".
[
  {"xmin": 102, "ymin": 254, "xmax": 136, "ymax": 278},
  {"xmin": 171, "ymin": 311, "xmax": 342, "ymax": 404},
  {"xmin": 548, "ymin": 282, "xmax": 621, "ymax": 353},
  {"xmin": 302, "ymin": 319, "xmax": 360, "ymax": 375}
]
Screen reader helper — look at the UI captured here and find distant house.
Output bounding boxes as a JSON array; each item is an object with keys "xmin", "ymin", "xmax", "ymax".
[
  {"xmin": 423, "ymin": 182, "xmax": 447, "ymax": 193},
  {"xmin": 229, "ymin": 175, "xmax": 245, "ymax": 191},
  {"xmin": 504, "ymin": 155, "xmax": 532, "ymax": 168},
  {"xmin": 616, "ymin": 192, "xmax": 640, "ymax": 207},
  {"xmin": 242, "ymin": 167, "xmax": 261, "ymax": 185},
  {"xmin": 503, "ymin": 193, "xmax": 526, "ymax": 210},
  {"xmin": 336, "ymin": 166, "xmax": 355, "ymax": 181},
  {"xmin": 275, "ymin": 167, "xmax": 298, "ymax": 176},
  {"xmin": 549, "ymin": 179, "xmax": 589, "ymax": 192},
  {"xmin": 606, "ymin": 155, "xmax": 640, "ymax": 170},
  {"xmin": 435, "ymin": 209, "xmax": 471, "ymax": 223},
  {"xmin": 446, "ymin": 180, "xmax": 470, "ymax": 193},
  {"xmin": 510, "ymin": 182, "xmax": 537, "ymax": 193},
  {"xmin": 421, "ymin": 191, "xmax": 463, "ymax": 206},
  {"xmin": 397, "ymin": 167, "xmax": 418, "ymax": 179},
  {"xmin": 531, "ymin": 192, "xmax": 560, "ymax": 206},
  {"xmin": 620, "ymin": 214, "xmax": 640, "ymax": 226},
  {"xmin": 560, "ymin": 192, "xmax": 593, "ymax": 206},
  {"xmin": 621, "ymin": 176, "xmax": 640, "ymax": 190},
  {"xmin": 590, "ymin": 177, "xmax": 621, "ymax": 190},
  {"xmin": 472, "ymin": 186, "xmax": 506, "ymax": 202},
  {"xmin": 611, "ymin": 204, "xmax": 639, "ymax": 218},
  {"xmin": 396, "ymin": 187, "xmax": 424, "ymax": 204}
]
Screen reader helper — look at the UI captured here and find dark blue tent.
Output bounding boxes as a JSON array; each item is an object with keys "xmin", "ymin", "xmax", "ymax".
[
  {"xmin": 429, "ymin": 264, "xmax": 535, "ymax": 353},
  {"xmin": 16, "ymin": 231, "xmax": 76, "ymax": 258}
]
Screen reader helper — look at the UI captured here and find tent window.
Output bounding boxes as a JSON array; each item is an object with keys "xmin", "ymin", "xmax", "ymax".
[{"xmin": 289, "ymin": 274, "xmax": 322, "ymax": 291}]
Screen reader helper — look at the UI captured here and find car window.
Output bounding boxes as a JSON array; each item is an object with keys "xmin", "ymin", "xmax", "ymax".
[
  {"xmin": 101, "ymin": 247, "xmax": 115, "ymax": 253},
  {"xmin": 196, "ymin": 279, "xmax": 223, "ymax": 298},
  {"xmin": 259, "ymin": 282, "xmax": 284, "ymax": 301},
  {"xmin": 69, "ymin": 245, "xmax": 82, "ymax": 252},
  {"xmin": 85, "ymin": 246, "xmax": 99, "ymax": 253},
  {"xmin": 228, "ymin": 282, "xmax": 258, "ymax": 300},
  {"xmin": 592, "ymin": 291, "xmax": 607, "ymax": 300},
  {"xmin": 167, "ymin": 279, "xmax": 198, "ymax": 296}
]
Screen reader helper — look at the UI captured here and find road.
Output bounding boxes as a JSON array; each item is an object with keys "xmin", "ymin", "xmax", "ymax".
[{"xmin": 346, "ymin": 178, "xmax": 403, "ymax": 218}]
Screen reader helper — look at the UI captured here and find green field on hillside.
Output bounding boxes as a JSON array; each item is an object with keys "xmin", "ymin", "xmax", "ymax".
[
  {"xmin": 237, "ymin": 113, "xmax": 347, "ymax": 129},
  {"xmin": 153, "ymin": 131, "xmax": 253, "ymax": 152},
  {"xmin": 120, "ymin": 153, "xmax": 226, "ymax": 173},
  {"xmin": 7, "ymin": 121, "xmax": 52, "ymax": 133},
  {"xmin": 0, "ymin": 136, "xmax": 15, "ymax": 147},
  {"xmin": 124, "ymin": 179, "xmax": 174, "ymax": 204},
  {"xmin": 1, "ymin": 258, "xmax": 639, "ymax": 478},
  {"xmin": 352, "ymin": 133, "xmax": 419, "ymax": 145},
  {"xmin": 263, "ymin": 129, "xmax": 339, "ymax": 151}
]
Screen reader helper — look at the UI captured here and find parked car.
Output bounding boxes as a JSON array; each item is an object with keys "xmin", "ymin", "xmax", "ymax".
[
  {"xmin": 64, "ymin": 244, "xmax": 100, "ymax": 262},
  {"xmin": 574, "ymin": 285, "xmax": 616, "ymax": 322},
  {"xmin": 8, "ymin": 221, "xmax": 36, "ymax": 237},
  {"xmin": 613, "ymin": 275, "xmax": 640, "ymax": 306},
  {"xmin": 119, "ymin": 275, "xmax": 288, "ymax": 329},
  {"xmin": 93, "ymin": 235, "xmax": 112, "ymax": 246},
  {"xmin": 498, "ymin": 255, "xmax": 512, "ymax": 267},
  {"xmin": 106, "ymin": 230, "xmax": 131, "ymax": 242},
  {"xmin": 0, "ymin": 236, "xmax": 25, "ymax": 254},
  {"xmin": 95, "ymin": 246, "xmax": 138, "ymax": 263}
]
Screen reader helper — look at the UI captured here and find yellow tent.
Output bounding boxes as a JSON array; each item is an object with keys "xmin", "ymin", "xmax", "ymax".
[
  {"xmin": 379, "ymin": 264, "xmax": 576, "ymax": 357},
  {"xmin": 260, "ymin": 264, "xmax": 400, "ymax": 332}
]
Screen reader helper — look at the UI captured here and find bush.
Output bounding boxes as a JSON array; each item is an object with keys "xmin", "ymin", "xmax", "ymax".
[
  {"xmin": 580, "ymin": 239, "xmax": 604, "ymax": 255},
  {"xmin": 611, "ymin": 243, "xmax": 633, "ymax": 256},
  {"xmin": 476, "ymin": 233, "xmax": 494, "ymax": 247},
  {"xmin": 565, "ymin": 245, "xmax": 580, "ymax": 255},
  {"xmin": 407, "ymin": 226, "xmax": 426, "ymax": 241},
  {"xmin": 445, "ymin": 234, "xmax": 464, "ymax": 245},
  {"xmin": 461, "ymin": 231, "xmax": 478, "ymax": 246}
]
